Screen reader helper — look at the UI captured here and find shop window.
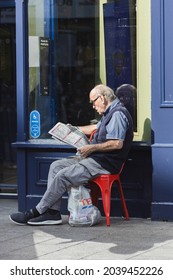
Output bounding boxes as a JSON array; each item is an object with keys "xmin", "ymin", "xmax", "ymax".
[{"xmin": 28, "ymin": 0, "xmax": 136, "ymax": 139}]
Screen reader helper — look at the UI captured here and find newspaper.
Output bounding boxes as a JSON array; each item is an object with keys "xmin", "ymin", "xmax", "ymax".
[{"xmin": 48, "ymin": 122, "xmax": 90, "ymax": 148}]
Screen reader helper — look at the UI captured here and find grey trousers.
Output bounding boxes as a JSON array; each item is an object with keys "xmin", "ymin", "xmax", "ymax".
[{"xmin": 36, "ymin": 156, "xmax": 110, "ymax": 214}]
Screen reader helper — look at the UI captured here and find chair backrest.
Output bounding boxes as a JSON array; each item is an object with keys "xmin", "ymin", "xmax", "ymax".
[
  {"xmin": 89, "ymin": 129, "xmax": 97, "ymax": 142},
  {"xmin": 119, "ymin": 162, "xmax": 125, "ymax": 175}
]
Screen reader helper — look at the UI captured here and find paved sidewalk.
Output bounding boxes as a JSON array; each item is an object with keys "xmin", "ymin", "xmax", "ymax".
[{"xmin": 0, "ymin": 199, "xmax": 173, "ymax": 260}]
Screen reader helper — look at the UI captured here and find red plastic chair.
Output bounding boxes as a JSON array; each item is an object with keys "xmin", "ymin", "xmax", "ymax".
[{"xmin": 89, "ymin": 130, "xmax": 129, "ymax": 226}]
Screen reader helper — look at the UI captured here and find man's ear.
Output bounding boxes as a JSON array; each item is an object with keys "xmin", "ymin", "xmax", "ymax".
[{"xmin": 100, "ymin": 95, "xmax": 106, "ymax": 104}]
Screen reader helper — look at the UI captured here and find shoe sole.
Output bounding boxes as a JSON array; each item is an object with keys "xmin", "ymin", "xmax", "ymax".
[
  {"xmin": 27, "ymin": 219, "xmax": 62, "ymax": 225},
  {"xmin": 9, "ymin": 215, "xmax": 27, "ymax": 225}
]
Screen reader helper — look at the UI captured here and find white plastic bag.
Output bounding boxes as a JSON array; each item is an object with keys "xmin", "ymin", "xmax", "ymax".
[{"xmin": 68, "ymin": 186, "xmax": 101, "ymax": 227}]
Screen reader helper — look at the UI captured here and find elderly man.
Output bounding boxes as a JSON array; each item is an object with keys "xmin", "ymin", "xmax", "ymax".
[{"xmin": 10, "ymin": 84, "xmax": 133, "ymax": 225}]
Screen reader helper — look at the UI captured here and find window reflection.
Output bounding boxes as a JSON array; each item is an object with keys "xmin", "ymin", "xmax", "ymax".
[
  {"xmin": 115, "ymin": 83, "xmax": 137, "ymax": 132},
  {"xmin": 28, "ymin": 0, "xmax": 136, "ymax": 138}
]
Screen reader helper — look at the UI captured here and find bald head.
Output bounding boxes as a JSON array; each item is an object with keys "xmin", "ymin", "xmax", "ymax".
[{"xmin": 90, "ymin": 84, "xmax": 116, "ymax": 102}]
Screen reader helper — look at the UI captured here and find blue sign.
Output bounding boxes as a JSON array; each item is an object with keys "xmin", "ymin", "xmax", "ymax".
[{"xmin": 30, "ymin": 110, "xmax": 40, "ymax": 138}]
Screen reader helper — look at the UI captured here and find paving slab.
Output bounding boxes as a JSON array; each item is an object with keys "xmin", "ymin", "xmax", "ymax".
[{"xmin": 0, "ymin": 199, "xmax": 173, "ymax": 260}]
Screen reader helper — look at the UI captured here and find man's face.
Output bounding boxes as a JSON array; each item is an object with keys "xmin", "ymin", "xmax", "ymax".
[{"xmin": 89, "ymin": 91, "xmax": 107, "ymax": 115}]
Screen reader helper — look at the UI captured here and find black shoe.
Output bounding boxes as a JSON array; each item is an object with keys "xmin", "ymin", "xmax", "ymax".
[
  {"xmin": 9, "ymin": 209, "xmax": 38, "ymax": 225},
  {"xmin": 27, "ymin": 209, "xmax": 62, "ymax": 225}
]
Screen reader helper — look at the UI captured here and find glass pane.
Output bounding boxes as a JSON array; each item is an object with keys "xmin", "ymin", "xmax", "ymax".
[
  {"xmin": 0, "ymin": 6, "xmax": 17, "ymax": 188},
  {"xmin": 104, "ymin": 0, "xmax": 137, "ymax": 131},
  {"xmin": 28, "ymin": 0, "xmax": 136, "ymax": 139},
  {"xmin": 28, "ymin": 0, "xmax": 99, "ymax": 139}
]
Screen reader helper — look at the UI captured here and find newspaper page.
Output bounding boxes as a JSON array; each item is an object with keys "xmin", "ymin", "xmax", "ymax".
[{"xmin": 48, "ymin": 122, "xmax": 90, "ymax": 148}]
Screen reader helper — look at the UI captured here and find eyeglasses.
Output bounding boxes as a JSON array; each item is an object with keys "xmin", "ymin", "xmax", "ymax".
[{"xmin": 89, "ymin": 95, "xmax": 101, "ymax": 105}]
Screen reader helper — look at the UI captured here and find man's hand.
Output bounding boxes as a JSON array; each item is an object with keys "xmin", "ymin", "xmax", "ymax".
[{"xmin": 77, "ymin": 145, "xmax": 95, "ymax": 158}]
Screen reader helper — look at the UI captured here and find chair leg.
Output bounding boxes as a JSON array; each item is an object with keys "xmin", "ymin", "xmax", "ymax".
[
  {"xmin": 90, "ymin": 175, "xmax": 129, "ymax": 226},
  {"xmin": 90, "ymin": 182, "xmax": 111, "ymax": 226},
  {"xmin": 99, "ymin": 183, "xmax": 111, "ymax": 226},
  {"xmin": 117, "ymin": 180, "xmax": 129, "ymax": 220}
]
